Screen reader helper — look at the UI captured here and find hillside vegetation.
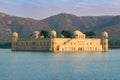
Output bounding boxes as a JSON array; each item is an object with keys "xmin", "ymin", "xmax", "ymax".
[{"xmin": 0, "ymin": 12, "xmax": 120, "ymax": 42}]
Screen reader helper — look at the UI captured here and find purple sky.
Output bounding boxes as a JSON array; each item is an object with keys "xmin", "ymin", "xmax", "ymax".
[{"xmin": 0, "ymin": 0, "xmax": 120, "ymax": 20}]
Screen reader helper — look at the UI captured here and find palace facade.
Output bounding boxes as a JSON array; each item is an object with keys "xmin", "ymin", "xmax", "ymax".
[{"xmin": 11, "ymin": 30, "xmax": 108, "ymax": 52}]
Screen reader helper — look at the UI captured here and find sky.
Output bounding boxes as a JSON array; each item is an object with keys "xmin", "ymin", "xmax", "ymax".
[{"xmin": 0, "ymin": 0, "xmax": 120, "ymax": 20}]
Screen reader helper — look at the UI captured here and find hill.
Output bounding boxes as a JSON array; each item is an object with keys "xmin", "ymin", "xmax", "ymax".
[{"xmin": 0, "ymin": 12, "xmax": 120, "ymax": 42}]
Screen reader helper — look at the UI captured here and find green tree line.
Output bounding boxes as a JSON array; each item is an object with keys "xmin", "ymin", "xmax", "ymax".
[
  {"xmin": 0, "ymin": 42, "xmax": 11, "ymax": 48},
  {"xmin": 109, "ymin": 40, "xmax": 120, "ymax": 48},
  {"xmin": 36, "ymin": 30, "xmax": 97, "ymax": 38}
]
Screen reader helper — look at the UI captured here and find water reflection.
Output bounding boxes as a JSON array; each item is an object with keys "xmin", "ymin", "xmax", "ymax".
[{"xmin": 0, "ymin": 49, "xmax": 120, "ymax": 80}]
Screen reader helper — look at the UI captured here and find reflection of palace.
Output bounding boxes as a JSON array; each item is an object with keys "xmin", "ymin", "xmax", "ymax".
[{"xmin": 12, "ymin": 30, "xmax": 108, "ymax": 52}]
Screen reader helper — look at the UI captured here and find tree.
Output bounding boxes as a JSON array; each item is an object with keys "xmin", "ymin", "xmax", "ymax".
[
  {"xmin": 61, "ymin": 30, "xmax": 73, "ymax": 38},
  {"xmin": 40, "ymin": 30, "xmax": 49, "ymax": 38},
  {"xmin": 84, "ymin": 32, "xmax": 96, "ymax": 38},
  {"xmin": 56, "ymin": 31, "xmax": 60, "ymax": 37}
]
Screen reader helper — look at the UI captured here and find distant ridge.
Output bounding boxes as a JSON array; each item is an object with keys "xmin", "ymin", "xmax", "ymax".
[{"xmin": 0, "ymin": 12, "xmax": 120, "ymax": 42}]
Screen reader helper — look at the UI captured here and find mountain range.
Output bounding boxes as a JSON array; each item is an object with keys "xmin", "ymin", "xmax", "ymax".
[{"xmin": 0, "ymin": 12, "xmax": 120, "ymax": 42}]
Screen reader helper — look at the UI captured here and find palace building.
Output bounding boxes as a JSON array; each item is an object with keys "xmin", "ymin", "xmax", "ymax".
[{"xmin": 11, "ymin": 30, "xmax": 108, "ymax": 52}]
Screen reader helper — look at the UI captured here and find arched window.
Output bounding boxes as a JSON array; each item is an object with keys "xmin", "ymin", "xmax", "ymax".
[
  {"xmin": 32, "ymin": 42, "xmax": 36, "ymax": 46},
  {"xmin": 78, "ymin": 47, "xmax": 82, "ymax": 51}
]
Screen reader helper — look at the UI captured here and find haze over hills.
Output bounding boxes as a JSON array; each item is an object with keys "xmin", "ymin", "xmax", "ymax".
[{"xmin": 0, "ymin": 12, "xmax": 120, "ymax": 42}]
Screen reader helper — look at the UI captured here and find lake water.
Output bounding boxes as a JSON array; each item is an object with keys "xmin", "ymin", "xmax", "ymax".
[{"xmin": 0, "ymin": 49, "xmax": 120, "ymax": 80}]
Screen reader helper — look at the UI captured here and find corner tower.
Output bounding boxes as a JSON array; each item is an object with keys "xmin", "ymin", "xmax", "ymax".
[
  {"xmin": 12, "ymin": 32, "xmax": 18, "ymax": 51},
  {"xmin": 102, "ymin": 32, "xmax": 108, "ymax": 52},
  {"xmin": 50, "ymin": 30, "xmax": 57, "ymax": 52}
]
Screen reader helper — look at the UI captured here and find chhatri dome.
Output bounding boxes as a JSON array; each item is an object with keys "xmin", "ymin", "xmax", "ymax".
[
  {"xmin": 102, "ymin": 31, "xmax": 108, "ymax": 37},
  {"xmin": 74, "ymin": 30, "xmax": 83, "ymax": 36},
  {"xmin": 32, "ymin": 31, "xmax": 40, "ymax": 39},
  {"xmin": 50, "ymin": 30, "xmax": 57, "ymax": 37},
  {"xmin": 33, "ymin": 31, "xmax": 40, "ymax": 35},
  {"xmin": 12, "ymin": 32, "xmax": 18, "ymax": 37},
  {"xmin": 74, "ymin": 30, "xmax": 85, "ymax": 38}
]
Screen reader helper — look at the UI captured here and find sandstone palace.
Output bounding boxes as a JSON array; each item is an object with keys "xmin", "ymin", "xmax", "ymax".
[{"xmin": 12, "ymin": 30, "xmax": 108, "ymax": 52}]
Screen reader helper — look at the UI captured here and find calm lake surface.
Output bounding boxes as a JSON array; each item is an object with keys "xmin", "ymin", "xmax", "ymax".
[{"xmin": 0, "ymin": 49, "xmax": 120, "ymax": 80}]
